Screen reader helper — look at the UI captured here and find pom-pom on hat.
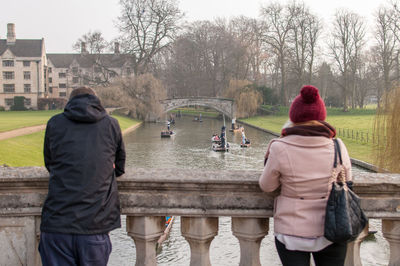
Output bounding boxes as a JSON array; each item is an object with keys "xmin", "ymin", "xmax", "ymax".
[{"xmin": 289, "ymin": 85, "xmax": 326, "ymax": 123}]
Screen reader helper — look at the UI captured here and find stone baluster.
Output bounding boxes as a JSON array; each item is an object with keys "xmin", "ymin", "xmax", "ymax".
[
  {"xmin": 232, "ymin": 217, "xmax": 269, "ymax": 266},
  {"xmin": 344, "ymin": 224, "xmax": 369, "ymax": 266},
  {"xmin": 35, "ymin": 216, "xmax": 42, "ymax": 266},
  {"xmin": 126, "ymin": 216, "xmax": 165, "ymax": 266},
  {"xmin": 382, "ymin": 219, "xmax": 400, "ymax": 266},
  {"xmin": 181, "ymin": 217, "xmax": 218, "ymax": 266}
]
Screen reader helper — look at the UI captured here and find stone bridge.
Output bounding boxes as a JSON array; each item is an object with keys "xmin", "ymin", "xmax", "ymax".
[
  {"xmin": 160, "ymin": 97, "xmax": 236, "ymax": 119},
  {"xmin": 1, "ymin": 167, "xmax": 400, "ymax": 266}
]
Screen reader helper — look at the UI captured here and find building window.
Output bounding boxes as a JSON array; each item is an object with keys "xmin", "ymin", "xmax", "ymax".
[
  {"xmin": 23, "ymin": 61, "xmax": 31, "ymax": 67},
  {"xmin": 24, "ymin": 98, "xmax": 31, "ymax": 106},
  {"xmin": 59, "ymin": 92, "xmax": 67, "ymax": 97},
  {"xmin": 59, "ymin": 72, "xmax": 66, "ymax": 78},
  {"xmin": 48, "ymin": 67, "xmax": 52, "ymax": 73},
  {"xmin": 3, "ymin": 84, "xmax": 15, "ymax": 93},
  {"xmin": 73, "ymin": 77, "xmax": 79, "ymax": 83},
  {"xmin": 24, "ymin": 84, "xmax": 31, "ymax": 93},
  {"xmin": 3, "ymin": 71, "xmax": 14, "ymax": 79},
  {"xmin": 5, "ymin": 98, "xmax": 14, "ymax": 106},
  {"xmin": 83, "ymin": 75, "xmax": 90, "ymax": 85},
  {"xmin": 24, "ymin": 71, "xmax": 31, "ymax": 80},
  {"xmin": 49, "ymin": 77, "xmax": 52, "ymax": 83},
  {"xmin": 2, "ymin": 60, "xmax": 14, "ymax": 67},
  {"xmin": 59, "ymin": 83, "xmax": 67, "ymax": 88},
  {"xmin": 72, "ymin": 67, "xmax": 78, "ymax": 74}
]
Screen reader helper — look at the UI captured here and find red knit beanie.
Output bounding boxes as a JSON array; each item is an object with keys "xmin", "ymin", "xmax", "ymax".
[{"xmin": 289, "ymin": 85, "xmax": 326, "ymax": 123}]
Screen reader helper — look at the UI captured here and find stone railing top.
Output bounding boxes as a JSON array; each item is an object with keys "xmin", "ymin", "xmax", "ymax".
[{"xmin": 0, "ymin": 167, "xmax": 399, "ymax": 218}]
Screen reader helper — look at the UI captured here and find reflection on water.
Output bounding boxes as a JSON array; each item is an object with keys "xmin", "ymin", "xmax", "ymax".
[{"xmin": 108, "ymin": 116, "xmax": 389, "ymax": 266}]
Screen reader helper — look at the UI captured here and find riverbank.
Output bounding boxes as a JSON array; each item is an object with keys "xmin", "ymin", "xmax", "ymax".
[
  {"xmin": 237, "ymin": 119, "xmax": 379, "ymax": 172},
  {"xmin": 0, "ymin": 111, "xmax": 141, "ymax": 166}
]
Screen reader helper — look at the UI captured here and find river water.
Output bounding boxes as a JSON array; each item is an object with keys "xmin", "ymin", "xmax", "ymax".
[{"xmin": 108, "ymin": 116, "xmax": 389, "ymax": 266}]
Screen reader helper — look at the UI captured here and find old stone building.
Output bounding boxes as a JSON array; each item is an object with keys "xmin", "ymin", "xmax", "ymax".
[
  {"xmin": 46, "ymin": 42, "xmax": 134, "ymax": 99},
  {"xmin": 0, "ymin": 23, "xmax": 47, "ymax": 110},
  {"xmin": 0, "ymin": 23, "xmax": 134, "ymax": 110}
]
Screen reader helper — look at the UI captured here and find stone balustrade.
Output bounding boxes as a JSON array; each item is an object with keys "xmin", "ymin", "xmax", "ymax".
[{"xmin": 0, "ymin": 167, "xmax": 399, "ymax": 266}]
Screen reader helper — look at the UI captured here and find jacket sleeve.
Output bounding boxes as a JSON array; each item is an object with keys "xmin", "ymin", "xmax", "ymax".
[
  {"xmin": 337, "ymin": 138, "xmax": 352, "ymax": 181},
  {"xmin": 114, "ymin": 123, "xmax": 126, "ymax": 177},
  {"xmin": 259, "ymin": 141, "xmax": 281, "ymax": 192},
  {"xmin": 43, "ymin": 121, "xmax": 52, "ymax": 172}
]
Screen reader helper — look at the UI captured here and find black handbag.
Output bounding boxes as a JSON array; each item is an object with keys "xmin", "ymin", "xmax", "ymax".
[{"xmin": 324, "ymin": 139, "xmax": 368, "ymax": 243}]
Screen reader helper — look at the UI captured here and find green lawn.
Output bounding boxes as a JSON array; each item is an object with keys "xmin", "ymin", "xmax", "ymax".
[
  {"xmin": 241, "ymin": 109, "xmax": 376, "ymax": 164},
  {"xmin": 111, "ymin": 114, "xmax": 141, "ymax": 131},
  {"xmin": 0, "ymin": 110, "xmax": 62, "ymax": 132},
  {"xmin": 0, "ymin": 113, "xmax": 140, "ymax": 167}
]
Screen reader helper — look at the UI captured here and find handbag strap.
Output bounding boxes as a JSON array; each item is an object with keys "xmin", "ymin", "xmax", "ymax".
[
  {"xmin": 333, "ymin": 139, "xmax": 343, "ymax": 166},
  {"xmin": 332, "ymin": 139, "xmax": 346, "ymax": 183}
]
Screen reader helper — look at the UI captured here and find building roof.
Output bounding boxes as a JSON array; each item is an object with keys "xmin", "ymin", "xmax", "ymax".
[
  {"xmin": 0, "ymin": 39, "xmax": 43, "ymax": 57},
  {"xmin": 47, "ymin": 53, "xmax": 133, "ymax": 69}
]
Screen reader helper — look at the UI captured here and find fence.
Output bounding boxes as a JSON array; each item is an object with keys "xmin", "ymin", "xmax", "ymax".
[{"xmin": 336, "ymin": 128, "xmax": 386, "ymax": 145}]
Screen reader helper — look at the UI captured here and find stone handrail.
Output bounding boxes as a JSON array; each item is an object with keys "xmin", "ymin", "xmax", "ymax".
[{"xmin": 0, "ymin": 167, "xmax": 399, "ymax": 265}]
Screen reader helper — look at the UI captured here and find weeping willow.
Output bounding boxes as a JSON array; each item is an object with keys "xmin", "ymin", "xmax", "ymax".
[{"xmin": 373, "ymin": 87, "xmax": 400, "ymax": 173}]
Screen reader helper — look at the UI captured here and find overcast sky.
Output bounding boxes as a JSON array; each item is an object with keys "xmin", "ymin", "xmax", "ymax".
[{"xmin": 0, "ymin": 0, "xmax": 387, "ymax": 53}]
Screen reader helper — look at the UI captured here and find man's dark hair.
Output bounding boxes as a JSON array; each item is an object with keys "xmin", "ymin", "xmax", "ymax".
[{"xmin": 69, "ymin": 87, "xmax": 96, "ymax": 100}]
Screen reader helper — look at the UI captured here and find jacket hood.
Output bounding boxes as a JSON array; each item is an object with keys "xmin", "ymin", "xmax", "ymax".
[{"xmin": 63, "ymin": 94, "xmax": 106, "ymax": 123}]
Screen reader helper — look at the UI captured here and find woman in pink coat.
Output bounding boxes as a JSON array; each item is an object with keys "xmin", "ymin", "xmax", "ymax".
[{"xmin": 259, "ymin": 85, "xmax": 352, "ymax": 266}]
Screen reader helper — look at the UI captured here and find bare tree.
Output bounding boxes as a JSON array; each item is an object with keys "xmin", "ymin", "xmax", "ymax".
[
  {"xmin": 164, "ymin": 20, "xmax": 248, "ymax": 97},
  {"xmin": 72, "ymin": 31, "xmax": 121, "ymax": 86},
  {"xmin": 288, "ymin": 2, "xmax": 322, "ymax": 88},
  {"xmin": 374, "ymin": 6, "xmax": 398, "ymax": 97},
  {"xmin": 72, "ymin": 31, "xmax": 109, "ymax": 54},
  {"xmin": 260, "ymin": 2, "xmax": 294, "ymax": 106},
  {"xmin": 117, "ymin": 0, "xmax": 183, "ymax": 75},
  {"xmin": 95, "ymin": 74, "xmax": 166, "ymax": 120},
  {"xmin": 229, "ymin": 16, "xmax": 266, "ymax": 85},
  {"xmin": 329, "ymin": 9, "xmax": 366, "ymax": 111}
]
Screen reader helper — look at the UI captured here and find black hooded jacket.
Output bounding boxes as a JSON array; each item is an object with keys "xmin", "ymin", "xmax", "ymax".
[{"xmin": 41, "ymin": 94, "xmax": 125, "ymax": 234}]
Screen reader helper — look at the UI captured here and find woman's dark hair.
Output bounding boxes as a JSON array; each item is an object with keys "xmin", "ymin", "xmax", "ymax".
[{"xmin": 69, "ymin": 86, "xmax": 96, "ymax": 100}]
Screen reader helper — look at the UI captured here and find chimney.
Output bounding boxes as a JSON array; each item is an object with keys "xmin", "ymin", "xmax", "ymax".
[
  {"xmin": 81, "ymin": 42, "xmax": 87, "ymax": 54},
  {"xmin": 114, "ymin": 42, "xmax": 120, "ymax": 54},
  {"xmin": 7, "ymin": 23, "xmax": 16, "ymax": 44}
]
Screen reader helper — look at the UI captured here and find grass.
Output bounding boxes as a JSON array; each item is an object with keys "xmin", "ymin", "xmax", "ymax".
[
  {"xmin": 0, "ymin": 131, "xmax": 45, "ymax": 166},
  {"xmin": 0, "ymin": 110, "xmax": 62, "ymax": 132},
  {"xmin": 0, "ymin": 112, "xmax": 140, "ymax": 167},
  {"xmin": 111, "ymin": 114, "xmax": 141, "ymax": 131},
  {"xmin": 242, "ymin": 107, "xmax": 377, "ymax": 164}
]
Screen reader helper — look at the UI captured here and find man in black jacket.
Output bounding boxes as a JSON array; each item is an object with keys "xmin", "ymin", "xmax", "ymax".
[{"xmin": 39, "ymin": 87, "xmax": 125, "ymax": 266}]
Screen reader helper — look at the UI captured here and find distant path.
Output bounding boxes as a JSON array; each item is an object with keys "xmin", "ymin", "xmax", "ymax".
[{"xmin": 0, "ymin": 125, "xmax": 46, "ymax": 141}]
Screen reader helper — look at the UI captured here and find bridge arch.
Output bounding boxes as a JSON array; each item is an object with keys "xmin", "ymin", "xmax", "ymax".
[{"xmin": 160, "ymin": 97, "xmax": 236, "ymax": 119}]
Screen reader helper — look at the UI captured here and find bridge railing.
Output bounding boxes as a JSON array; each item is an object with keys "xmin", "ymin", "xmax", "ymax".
[{"xmin": 0, "ymin": 167, "xmax": 399, "ymax": 266}]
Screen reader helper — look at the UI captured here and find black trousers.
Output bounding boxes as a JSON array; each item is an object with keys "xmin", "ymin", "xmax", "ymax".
[
  {"xmin": 275, "ymin": 237, "xmax": 347, "ymax": 266},
  {"xmin": 39, "ymin": 232, "xmax": 112, "ymax": 266}
]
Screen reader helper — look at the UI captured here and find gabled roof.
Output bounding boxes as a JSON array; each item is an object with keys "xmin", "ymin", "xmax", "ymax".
[
  {"xmin": 0, "ymin": 39, "xmax": 43, "ymax": 57},
  {"xmin": 47, "ymin": 53, "xmax": 133, "ymax": 69}
]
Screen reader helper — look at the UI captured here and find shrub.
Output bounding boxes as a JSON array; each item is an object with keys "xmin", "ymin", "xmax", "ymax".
[
  {"xmin": 10, "ymin": 96, "xmax": 27, "ymax": 111},
  {"xmin": 37, "ymin": 98, "xmax": 67, "ymax": 110},
  {"xmin": 0, "ymin": 106, "xmax": 5, "ymax": 111}
]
